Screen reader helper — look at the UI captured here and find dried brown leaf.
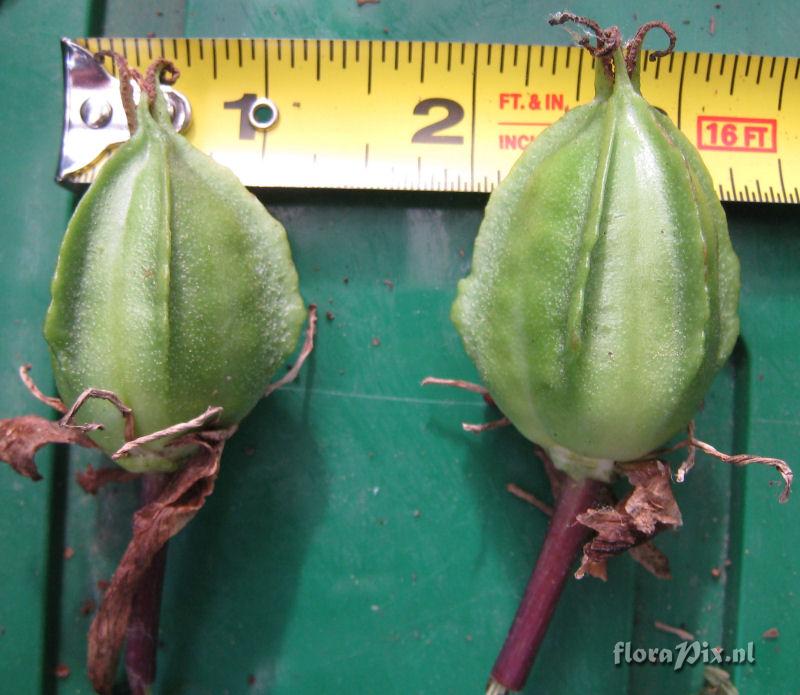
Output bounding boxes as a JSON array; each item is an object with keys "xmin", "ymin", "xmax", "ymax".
[
  {"xmin": 575, "ymin": 557, "xmax": 608, "ymax": 581},
  {"xmin": 0, "ymin": 415, "xmax": 95, "ymax": 481},
  {"xmin": 76, "ymin": 464, "xmax": 139, "ymax": 495},
  {"xmin": 87, "ymin": 441, "xmax": 223, "ymax": 694},
  {"xmin": 629, "ymin": 541, "xmax": 672, "ymax": 579},
  {"xmin": 576, "ymin": 461, "xmax": 681, "ymax": 579}
]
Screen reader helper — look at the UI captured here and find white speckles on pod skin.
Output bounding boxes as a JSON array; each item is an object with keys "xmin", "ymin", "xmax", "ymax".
[
  {"xmin": 452, "ymin": 47, "xmax": 740, "ymax": 474},
  {"xmin": 44, "ymin": 82, "xmax": 305, "ymax": 472}
]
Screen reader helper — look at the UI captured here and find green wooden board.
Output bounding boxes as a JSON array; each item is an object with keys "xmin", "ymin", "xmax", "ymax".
[{"xmin": 0, "ymin": 1, "xmax": 797, "ymax": 694}]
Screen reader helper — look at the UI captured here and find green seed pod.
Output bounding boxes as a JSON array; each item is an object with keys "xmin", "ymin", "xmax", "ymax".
[
  {"xmin": 452, "ymin": 30, "xmax": 740, "ymax": 479},
  {"xmin": 44, "ymin": 61, "xmax": 306, "ymax": 473}
]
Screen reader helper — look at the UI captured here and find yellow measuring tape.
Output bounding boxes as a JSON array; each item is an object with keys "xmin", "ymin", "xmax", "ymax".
[{"xmin": 73, "ymin": 37, "xmax": 800, "ymax": 203}]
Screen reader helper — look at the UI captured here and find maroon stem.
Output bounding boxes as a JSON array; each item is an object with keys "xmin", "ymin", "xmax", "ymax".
[
  {"xmin": 125, "ymin": 473, "xmax": 169, "ymax": 694},
  {"xmin": 490, "ymin": 476, "xmax": 609, "ymax": 692}
]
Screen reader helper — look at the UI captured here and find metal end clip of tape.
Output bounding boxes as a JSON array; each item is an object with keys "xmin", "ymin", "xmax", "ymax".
[{"xmin": 58, "ymin": 38, "xmax": 192, "ymax": 181}]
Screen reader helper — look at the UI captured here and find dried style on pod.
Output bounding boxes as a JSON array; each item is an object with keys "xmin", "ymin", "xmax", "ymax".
[
  {"xmin": 453, "ymin": 19, "xmax": 739, "ymax": 478},
  {"xmin": 46, "ymin": 55, "xmax": 306, "ymax": 472},
  {"xmin": 425, "ymin": 14, "xmax": 792, "ymax": 694},
  {"xmin": 1, "ymin": 54, "xmax": 314, "ymax": 694}
]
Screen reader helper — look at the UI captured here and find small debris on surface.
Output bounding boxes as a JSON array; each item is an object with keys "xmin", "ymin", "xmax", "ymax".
[
  {"xmin": 357, "ymin": 0, "xmax": 380, "ymax": 5},
  {"xmin": 243, "ymin": 446, "xmax": 256, "ymax": 457},
  {"xmin": 247, "ymin": 674, "xmax": 257, "ymax": 686},
  {"xmin": 466, "ymin": 634, "xmax": 473, "ymax": 642},
  {"xmin": 412, "ymin": 509, "xmax": 421, "ymax": 518},
  {"xmin": 343, "ymin": 276, "xmax": 350, "ymax": 285},
  {"xmin": 372, "ymin": 486, "xmax": 380, "ymax": 495},
  {"xmin": 326, "ymin": 311, "xmax": 335, "ymax": 321},
  {"xmin": 54, "ymin": 664, "xmax": 70, "ymax": 679},
  {"xmin": 709, "ymin": 16, "xmax": 716, "ymax": 35},
  {"xmin": 711, "ymin": 566, "xmax": 721, "ymax": 578},
  {"xmin": 458, "ymin": 248, "xmax": 465, "ymax": 257},
  {"xmin": 654, "ymin": 620, "xmax": 695, "ymax": 641},
  {"xmin": 370, "ymin": 604, "xmax": 381, "ymax": 612},
  {"xmin": 371, "ymin": 337, "xmax": 381, "ymax": 347},
  {"xmin": 80, "ymin": 599, "xmax": 96, "ymax": 616},
  {"xmin": 63, "ymin": 546, "xmax": 75, "ymax": 560},
  {"xmin": 762, "ymin": 627, "xmax": 780, "ymax": 640},
  {"xmin": 383, "ymin": 278, "xmax": 395, "ymax": 291}
]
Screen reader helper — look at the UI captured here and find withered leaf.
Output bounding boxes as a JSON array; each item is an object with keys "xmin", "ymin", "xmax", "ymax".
[
  {"xmin": 76, "ymin": 464, "xmax": 139, "ymax": 495},
  {"xmin": 629, "ymin": 541, "xmax": 672, "ymax": 580},
  {"xmin": 87, "ymin": 440, "xmax": 223, "ymax": 694},
  {"xmin": 0, "ymin": 415, "xmax": 95, "ymax": 481},
  {"xmin": 576, "ymin": 461, "xmax": 681, "ymax": 579}
]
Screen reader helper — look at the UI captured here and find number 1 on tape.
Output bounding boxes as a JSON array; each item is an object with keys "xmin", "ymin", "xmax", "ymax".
[{"xmin": 67, "ymin": 37, "xmax": 800, "ymax": 203}]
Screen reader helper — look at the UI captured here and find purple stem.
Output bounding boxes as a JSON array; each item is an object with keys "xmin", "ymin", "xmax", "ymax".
[
  {"xmin": 125, "ymin": 473, "xmax": 169, "ymax": 695},
  {"xmin": 489, "ymin": 476, "xmax": 609, "ymax": 692}
]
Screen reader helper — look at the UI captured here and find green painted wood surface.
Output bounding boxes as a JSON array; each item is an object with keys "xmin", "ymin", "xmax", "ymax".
[
  {"xmin": 0, "ymin": 2, "xmax": 797, "ymax": 694},
  {"xmin": 0, "ymin": 2, "xmax": 95, "ymax": 693}
]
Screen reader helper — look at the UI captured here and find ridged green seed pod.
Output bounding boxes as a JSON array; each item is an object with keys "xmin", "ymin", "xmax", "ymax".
[
  {"xmin": 44, "ymin": 72, "xmax": 306, "ymax": 473},
  {"xmin": 452, "ymin": 46, "xmax": 740, "ymax": 479}
]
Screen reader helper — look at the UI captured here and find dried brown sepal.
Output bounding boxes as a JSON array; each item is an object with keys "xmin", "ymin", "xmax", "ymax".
[
  {"xmin": 645, "ymin": 421, "xmax": 792, "ymax": 503},
  {"xmin": 112, "ymin": 405, "xmax": 222, "ymax": 460},
  {"xmin": 534, "ymin": 445, "xmax": 567, "ymax": 501},
  {"xmin": 575, "ymin": 557, "xmax": 609, "ymax": 581},
  {"xmin": 76, "ymin": 464, "xmax": 140, "ymax": 495},
  {"xmin": 87, "ymin": 439, "xmax": 223, "ymax": 694},
  {"xmin": 0, "ymin": 415, "xmax": 96, "ymax": 481},
  {"xmin": 681, "ymin": 435, "xmax": 792, "ymax": 504},
  {"xmin": 420, "ymin": 375, "xmax": 507, "ymax": 429},
  {"xmin": 420, "ymin": 376, "xmax": 489, "ymax": 396},
  {"xmin": 19, "ymin": 364, "xmax": 67, "ymax": 413},
  {"xmin": 463, "ymin": 417, "xmax": 511, "ymax": 433},
  {"xmin": 629, "ymin": 541, "xmax": 672, "ymax": 579},
  {"xmin": 61, "ymin": 388, "xmax": 135, "ymax": 441},
  {"xmin": 506, "ymin": 482, "xmax": 555, "ymax": 517},
  {"xmin": 576, "ymin": 461, "xmax": 681, "ymax": 580},
  {"xmin": 264, "ymin": 304, "xmax": 318, "ymax": 398}
]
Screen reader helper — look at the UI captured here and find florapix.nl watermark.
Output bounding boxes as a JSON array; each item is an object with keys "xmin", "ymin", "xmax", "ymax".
[{"xmin": 613, "ymin": 641, "xmax": 755, "ymax": 671}]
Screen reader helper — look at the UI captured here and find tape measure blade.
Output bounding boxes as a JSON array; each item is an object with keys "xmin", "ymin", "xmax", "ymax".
[{"xmin": 65, "ymin": 38, "xmax": 797, "ymax": 204}]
